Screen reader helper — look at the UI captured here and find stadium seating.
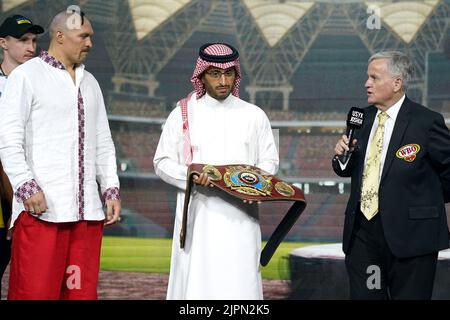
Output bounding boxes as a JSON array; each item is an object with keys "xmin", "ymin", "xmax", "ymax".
[
  {"xmin": 117, "ymin": 182, "xmax": 351, "ymax": 242},
  {"xmin": 111, "ymin": 129, "xmax": 160, "ymax": 172},
  {"xmin": 108, "ymin": 97, "xmax": 170, "ymax": 118},
  {"xmin": 108, "ymin": 94, "xmax": 450, "ymax": 241},
  {"xmin": 267, "ymin": 110, "xmax": 346, "ymax": 121}
]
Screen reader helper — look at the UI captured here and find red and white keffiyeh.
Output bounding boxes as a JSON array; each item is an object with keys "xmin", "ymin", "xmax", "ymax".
[
  {"xmin": 191, "ymin": 43, "xmax": 241, "ymax": 99},
  {"xmin": 181, "ymin": 43, "xmax": 242, "ymax": 165}
]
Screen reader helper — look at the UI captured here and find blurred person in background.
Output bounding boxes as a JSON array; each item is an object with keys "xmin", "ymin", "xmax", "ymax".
[{"xmin": 0, "ymin": 13, "xmax": 43, "ymax": 297}]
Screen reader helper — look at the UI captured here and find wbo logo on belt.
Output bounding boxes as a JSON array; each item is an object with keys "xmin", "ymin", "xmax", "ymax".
[
  {"xmin": 223, "ymin": 165, "xmax": 273, "ymax": 197},
  {"xmin": 180, "ymin": 163, "xmax": 307, "ymax": 266},
  {"xmin": 396, "ymin": 144, "xmax": 421, "ymax": 162}
]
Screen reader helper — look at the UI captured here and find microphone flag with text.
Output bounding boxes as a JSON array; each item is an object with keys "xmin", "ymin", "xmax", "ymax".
[{"xmin": 339, "ymin": 107, "xmax": 365, "ymax": 164}]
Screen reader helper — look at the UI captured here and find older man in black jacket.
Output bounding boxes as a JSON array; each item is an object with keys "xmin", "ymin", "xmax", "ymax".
[{"xmin": 333, "ymin": 51, "xmax": 450, "ymax": 300}]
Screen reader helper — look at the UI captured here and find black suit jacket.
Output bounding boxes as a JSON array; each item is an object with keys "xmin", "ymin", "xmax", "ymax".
[{"xmin": 332, "ymin": 97, "xmax": 450, "ymax": 258}]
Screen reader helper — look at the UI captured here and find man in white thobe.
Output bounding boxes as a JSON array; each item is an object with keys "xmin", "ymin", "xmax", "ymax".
[{"xmin": 154, "ymin": 43, "xmax": 279, "ymax": 299}]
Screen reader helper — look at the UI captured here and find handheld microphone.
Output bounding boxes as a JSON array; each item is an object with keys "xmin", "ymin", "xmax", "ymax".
[{"xmin": 340, "ymin": 107, "xmax": 364, "ymax": 164}]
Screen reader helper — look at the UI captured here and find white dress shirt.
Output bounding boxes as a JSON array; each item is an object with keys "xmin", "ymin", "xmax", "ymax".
[
  {"xmin": 0, "ymin": 52, "xmax": 120, "ymax": 227},
  {"xmin": 363, "ymin": 94, "xmax": 405, "ymax": 181},
  {"xmin": 339, "ymin": 94, "xmax": 405, "ymax": 181}
]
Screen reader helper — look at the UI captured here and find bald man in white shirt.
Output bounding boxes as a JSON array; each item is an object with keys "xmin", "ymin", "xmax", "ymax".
[{"xmin": 0, "ymin": 10, "xmax": 120, "ymax": 300}]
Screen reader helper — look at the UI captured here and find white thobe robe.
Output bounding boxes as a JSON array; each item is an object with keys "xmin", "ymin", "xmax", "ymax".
[{"xmin": 154, "ymin": 93, "xmax": 279, "ymax": 300}]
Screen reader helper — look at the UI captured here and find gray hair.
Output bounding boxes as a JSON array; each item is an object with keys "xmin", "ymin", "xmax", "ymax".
[{"xmin": 368, "ymin": 51, "xmax": 414, "ymax": 89}]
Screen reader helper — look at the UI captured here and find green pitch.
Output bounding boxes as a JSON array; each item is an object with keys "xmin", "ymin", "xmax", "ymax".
[{"xmin": 100, "ymin": 236, "xmax": 317, "ymax": 280}]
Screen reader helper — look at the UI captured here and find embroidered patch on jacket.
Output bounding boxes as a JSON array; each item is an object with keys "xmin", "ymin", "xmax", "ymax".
[{"xmin": 396, "ymin": 144, "xmax": 421, "ymax": 162}]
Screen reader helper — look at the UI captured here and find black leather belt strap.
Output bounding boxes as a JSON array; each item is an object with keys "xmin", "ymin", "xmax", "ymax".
[
  {"xmin": 260, "ymin": 201, "xmax": 306, "ymax": 266},
  {"xmin": 179, "ymin": 163, "xmax": 307, "ymax": 266}
]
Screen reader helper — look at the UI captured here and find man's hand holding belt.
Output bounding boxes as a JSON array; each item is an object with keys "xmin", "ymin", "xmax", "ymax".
[{"xmin": 193, "ymin": 172, "xmax": 214, "ymax": 187}]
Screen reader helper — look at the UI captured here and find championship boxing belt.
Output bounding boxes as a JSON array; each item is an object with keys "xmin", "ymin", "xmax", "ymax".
[{"xmin": 181, "ymin": 163, "xmax": 307, "ymax": 266}]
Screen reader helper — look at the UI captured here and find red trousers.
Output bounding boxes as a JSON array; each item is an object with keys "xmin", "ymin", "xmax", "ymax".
[{"xmin": 8, "ymin": 211, "xmax": 103, "ymax": 300}]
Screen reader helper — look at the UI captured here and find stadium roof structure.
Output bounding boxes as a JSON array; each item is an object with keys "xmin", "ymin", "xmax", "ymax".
[
  {"xmin": 242, "ymin": 1, "xmax": 315, "ymax": 47},
  {"xmin": 367, "ymin": 0, "xmax": 439, "ymax": 44},
  {"xmin": 344, "ymin": 1, "xmax": 448, "ymax": 99},
  {"xmin": 1, "ymin": 0, "xmax": 449, "ymax": 108},
  {"xmin": 128, "ymin": 0, "xmax": 192, "ymax": 40},
  {"xmin": 101, "ymin": 0, "xmax": 449, "ymax": 108}
]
